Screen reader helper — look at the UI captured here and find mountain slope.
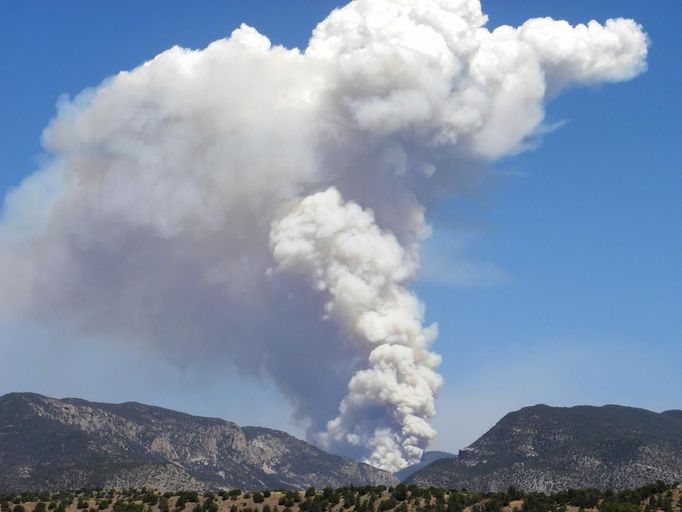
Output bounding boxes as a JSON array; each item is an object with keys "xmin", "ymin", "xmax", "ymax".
[
  {"xmin": 663, "ymin": 410, "xmax": 682, "ymax": 421},
  {"xmin": 0, "ymin": 392, "xmax": 397, "ymax": 492},
  {"xmin": 407, "ymin": 404, "xmax": 682, "ymax": 492},
  {"xmin": 395, "ymin": 451, "xmax": 457, "ymax": 481}
]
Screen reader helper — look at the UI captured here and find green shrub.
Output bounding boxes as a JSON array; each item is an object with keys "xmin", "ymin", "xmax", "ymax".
[
  {"xmin": 600, "ymin": 502, "xmax": 640, "ymax": 512},
  {"xmin": 378, "ymin": 499, "xmax": 396, "ymax": 512},
  {"xmin": 392, "ymin": 486, "xmax": 408, "ymax": 502}
]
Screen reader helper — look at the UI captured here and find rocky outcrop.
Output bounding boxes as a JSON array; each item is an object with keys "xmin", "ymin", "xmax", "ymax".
[
  {"xmin": 407, "ymin": 404, "xmax": 682, "ymax": 492},
  {"xmin": 0, "ymin": 392, "xmax": 396, "ymax": 492}
]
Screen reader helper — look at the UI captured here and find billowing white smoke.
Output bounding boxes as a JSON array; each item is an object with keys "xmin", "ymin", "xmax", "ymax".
[
  {"xmin": 270, "ymin": 188, "xmax": 441, "ymax": 469},
  {"xmin": 0, "ymin": 0, "xmax": 647, "ymax": 471}
]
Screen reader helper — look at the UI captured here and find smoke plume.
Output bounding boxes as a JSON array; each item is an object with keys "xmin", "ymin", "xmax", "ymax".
[
  {"xmin": 270, "ymin": 188, "xmax": 441, "ymax": 469},
  {"xmin": 0, "ymin": 0, "xmax": 647, "ymax": 471}
]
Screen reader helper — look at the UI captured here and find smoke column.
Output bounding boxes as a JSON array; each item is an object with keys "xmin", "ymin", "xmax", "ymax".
[
  {"xmin": 270, "ymin": 188, "xmax": 441, "ymax": 469},
  {"xmin": 0, "ymin": 0, "xmax": 647, "ymax": 471}
]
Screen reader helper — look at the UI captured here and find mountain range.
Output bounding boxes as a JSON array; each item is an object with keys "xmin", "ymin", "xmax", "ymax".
[{"xmin": 2, "ymin": 393, "xmax": 681, "ymax": 493}]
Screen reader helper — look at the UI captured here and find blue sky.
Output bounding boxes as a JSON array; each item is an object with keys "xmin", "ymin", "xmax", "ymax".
[{"xmin": 0, "ymin": 1, "xmax": 680, "ymax": 452}]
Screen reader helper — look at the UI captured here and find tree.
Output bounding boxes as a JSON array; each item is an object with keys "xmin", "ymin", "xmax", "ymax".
[
  {"xmin": 392, "ymin": 486, "xmax": 408, "ymax": 503},
  {"xmin": 379, "ymin": 499, "xmax": 396, "ymax": 512}
]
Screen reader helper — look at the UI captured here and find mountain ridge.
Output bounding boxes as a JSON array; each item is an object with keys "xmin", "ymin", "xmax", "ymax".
[
  {"xmin": 0, "ymin": 392, "xmax": 396, "ymax": 492},
  {"xmin": 407, "ymin": 403, "xmax": 682, "ymax": 492},
  {"xmin": 395, "ymin": 451, "xmax": 457, "ymax": 482},
  {"xmin": 4, "ymin": 393, "xmax": 682, "ymax": 493}
]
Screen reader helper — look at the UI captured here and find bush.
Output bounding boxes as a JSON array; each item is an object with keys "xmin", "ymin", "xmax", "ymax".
[
  {"xmin": 392, "ymin": 486, "xmax": 408, "ymax": 502},
  {"xmin": 253, "ymin": 494, "xmax": 264, "ymax": 504},
  {"xmin": 378, "ymin": 499, "xmax": 396, "ymax": 512},
  {"xmin": 600, "ymin": 502, "xmax": 640, "ymax": 512}
]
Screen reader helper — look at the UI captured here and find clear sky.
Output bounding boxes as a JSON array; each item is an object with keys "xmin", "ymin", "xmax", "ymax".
[{"xmin": 0, "ymin": 1, "xmax": 680, "ymax": 453}]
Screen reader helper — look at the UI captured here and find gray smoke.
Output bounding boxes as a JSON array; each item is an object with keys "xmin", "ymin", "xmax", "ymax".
[{"xmin": 0, "ymin": 0, "xmax": 647, "ymax": 471}]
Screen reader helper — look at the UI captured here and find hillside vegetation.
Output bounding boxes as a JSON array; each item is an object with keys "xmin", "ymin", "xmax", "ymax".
[{"xmin": 1, "ymin": 482, "xmax": 681, "ymax": 512}]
